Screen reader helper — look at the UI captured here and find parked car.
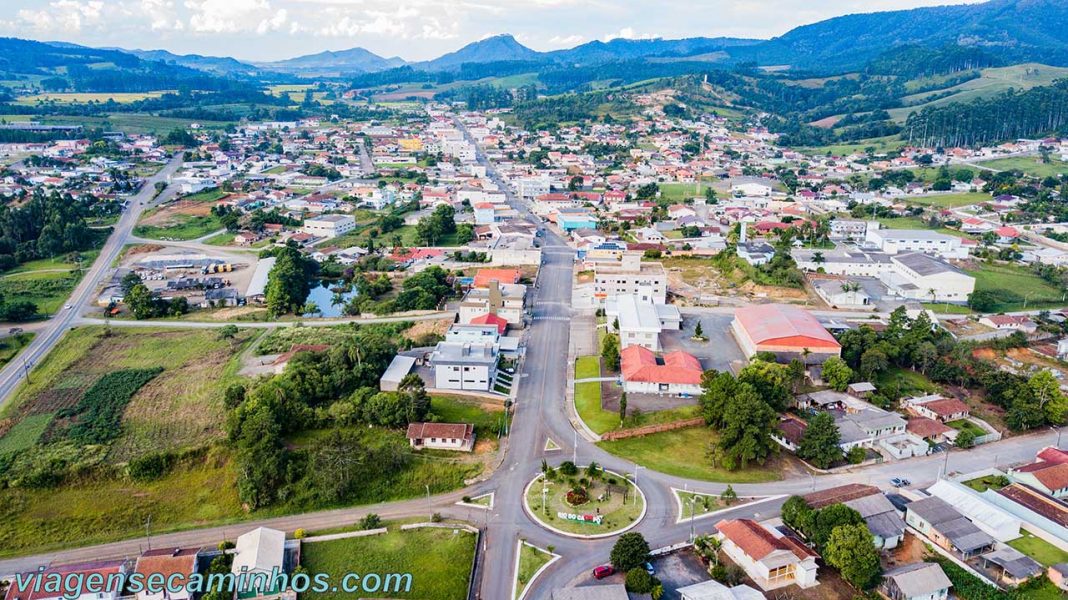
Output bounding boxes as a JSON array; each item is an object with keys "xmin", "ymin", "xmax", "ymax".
[
  {"xmin": 643, "ymin": 562, "xmax": 655, "ymax": 576},
  {"xmin": 890, "ymin": 477, "xmax": 911, "ymax": 487},
  {"xmin": 592, "ymin": 565, "xmax": 615, "ymax": 580}
]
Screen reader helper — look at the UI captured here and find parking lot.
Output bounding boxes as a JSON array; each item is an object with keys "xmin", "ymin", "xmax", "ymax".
[{"xmin": 665, "ymin": 311, "xmax": 745, "ymax": 374}]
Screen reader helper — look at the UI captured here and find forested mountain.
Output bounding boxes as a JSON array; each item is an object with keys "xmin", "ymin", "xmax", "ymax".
[
  {"xmin": 902, "ymin": 80, "xmax": 1068, "ymax": 147},
  {"xmin": 735, "ymin": 0, "xmax": 1068, "ymax": 71},
  {"xmin": 546, "ymin": 37, "xmax": 758, "ymax": 65},
  {"xmin": 416, "ymin": 35, "xmax": 542, "ymax": 71},
  {"xmin": 120, "ymin": 49, "xmax": 264, "ymax": 78},
  {"xmin": 257, "ymin": 47, "xmax": 405, "ymax": 76},
  {"xmin": 0, "ymin": 38, "xmax": 249, "ymax": 92}
]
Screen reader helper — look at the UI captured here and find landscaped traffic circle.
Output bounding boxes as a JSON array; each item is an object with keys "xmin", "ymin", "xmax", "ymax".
[{"xmin": 523, "ymin": 464, "xmax": 646, "ymax": 538}]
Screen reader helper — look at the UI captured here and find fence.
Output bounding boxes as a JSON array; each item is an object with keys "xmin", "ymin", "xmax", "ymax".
[{"xmin": 600, "ymin": 417, "xmax": 705, "ymax": 441}]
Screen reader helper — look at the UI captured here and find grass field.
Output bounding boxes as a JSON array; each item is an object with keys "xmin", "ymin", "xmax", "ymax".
[
  {"xmin": 965, "ymin": 262, "xmax": 1066, "ymax": 312},
  {"xmin": 598, "ymin": 426, "xmax": 784, "ymax": 483},
  {"xmin": 430, "ymin": 395, "xmax": 507, "ymax": 452},
  {"xmin": 947, "ymin": 419, "xmax": 986, "ymax": 438},
  {"xmin": 890, "ymin": 63, "xmax": 1068, "ymax": 122},
  {"xmin": 0, "ymin": 332, "xmax": 34, "ymax": 370},
  {"xmin": 134, "ymin": 215, "xmax": 223, "ymax": 241},
  {"xmin": 0, "ymin": 250, "xmax": 100, "ymax": 315},
  {"xmin": 0, "ymin": 453, "xmax": 243, "ymax": 557},
  {"xmin": 906, "ymin": 192, "xmax": 991, "ymax": 208},
  {"xmin": 515, "ymin": 543, "xmax": 553, "ymax": 599},
  {"xmin": 301, "ymin": 527, "xmax": 476, "ymax": 600},
  {"xmin": 976, "ymin": 156, "xmax": 1068, "ymax": 179},
  {"xmin": 799, "ymin": 135, "xmax": 904, "ymax": 156},
  {"xmin": 15, "ymin": 91, "xmax": 171, "ymax": 105},
  {"xmin": 26, "ymin": 113, "xmax": 231, "ymax": 134},
  {"xmin": 574, "ymin": 356, "xmax": 618, "ymax": 435},
  {"xmin": 961, "ymin": 474, "xmax": 1009, "ymax": 493},
  {"xmin": 875, "ymin": 367, "xmax": 940, "ymax": 397},
  {"xmin": 1007, "ymin": 530, "xmax": 1068, "ymax": 567}
]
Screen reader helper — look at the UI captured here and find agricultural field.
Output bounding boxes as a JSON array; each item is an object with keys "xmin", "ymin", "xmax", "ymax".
[
  {"xmin": 976, "ymin": 156, "xmax": 1068, "ymax": 179},
  {"xmin": 964, "ymin": 261, "xmax": 1066, "ymax": 312},
  {"xmin": 134, "ymin": 189, "xmax": 229, "ymax": 240},
  {"xmin": 300, "ymin": 526, "xmax": 477, "ymax": 600},
  {"xmin": 14, "ymin": 91, "xmax": 172, "ymax": 105},
  {"xmin": 889, "ymin": 63, "xmax": 1068, "ymax": 122}
]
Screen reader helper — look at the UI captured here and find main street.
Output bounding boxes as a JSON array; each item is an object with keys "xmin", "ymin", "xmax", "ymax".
[
  {"xmin": 0, "ymin": 154, "xmax": 185, "ymax": 410},
  {"xmin": 0, "ymin": 127, "xmax": 1065, "ymax": 600}
]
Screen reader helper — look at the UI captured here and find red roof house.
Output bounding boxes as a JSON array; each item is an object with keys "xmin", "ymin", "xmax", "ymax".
[{"xmin": 620, "ymin": 346, "xmax": 703, "ymax": 395}]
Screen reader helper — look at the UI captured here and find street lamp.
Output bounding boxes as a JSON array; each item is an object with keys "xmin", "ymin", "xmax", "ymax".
[{"xmin": 425, "ymin": 484, "xmax": 432, "ymax": 518}]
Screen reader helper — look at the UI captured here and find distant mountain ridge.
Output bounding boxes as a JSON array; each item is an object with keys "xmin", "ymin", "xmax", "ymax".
[{"xmin": 12, "ymin": 0, "xmax": 1068, "ymax": 80}]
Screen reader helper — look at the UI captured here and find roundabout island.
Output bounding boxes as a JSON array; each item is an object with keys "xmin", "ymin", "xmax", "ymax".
[{"xmin": 523, "ymin": 463, "xmax": 647, "ymax": 538}]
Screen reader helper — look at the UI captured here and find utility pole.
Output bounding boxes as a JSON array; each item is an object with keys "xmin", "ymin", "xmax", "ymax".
[
  {"xmin": 573, "ymin": 429, "xmax": 577, "ymax": 465},
  {"xmin": 425, "ymin": 484, "xmax": 432, "ymax": 519},
  {"xmin": 145, "ymin": 515, "xmax": 152, "ymax": 551}
]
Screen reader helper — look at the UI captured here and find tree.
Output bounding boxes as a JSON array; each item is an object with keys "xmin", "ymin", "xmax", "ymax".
[
  {"xmin": 610, "ymin": 532, "xmax": 650, "ymax": 572},
  {"xmin": 1029, "ymin": 370, "xmax": 1068, "ymax": 425},
  {"xmin": 912, "ymin": 341, "xmax": 938, "ymax": 375},
  {"xmin": 955, "ymin": 429, "xmax": 976, "ymax": 449},
  {"xmin": 722, "ymin": 485, "xmax": 737, "ymax": 505},
  {"xmin": 824, "ymin": 524, "xmax": 882, "ymax": 589},
  {"xmin": 810, "ymin": 504, "xmax": 864, "ymax": 550},
  {"xmin": 717, "ymin": 385, "xmax": 778, "ymax": 470},
  {"xmin": 737, "ymin": 360, "xmax": 792, "ymax": 411},
  {"xmin": 624, "ymin": 568, "xmax": 659, "ymax": 594},
  {"xmin": 821, "ymin": 357, "xmax": 852, "ymax": 392},
  {"xmin": 265, "ymin": 247, "xmax": 313, "ymax": 317},
  {"xmin": 601, "ymin": 333, "xmax": 621, "ymax": 371},
  {"xmin": 619, "ymin": 392, "xmax": 628, "ymax": 424},
  {"xmin": 694, "ymin": 320, "xmax": 704, "ymax": 340},
  {"xmin": 798, "ymin": 412, "xmax": 844, "ymax": 469},
  {"xmin": 218, "ymin": 324, "xmax": 239, "ymax": 342},
  {"xmin": 860, "ymin": 347, "xmax": 889, "ymax": 379},
  {"xmin": 699, "ymin": 370, "xmax": 738, "ymax": 428},
  {"xmin": 781, "ymin": 496, "xmax": 814, "ymax": 534}
]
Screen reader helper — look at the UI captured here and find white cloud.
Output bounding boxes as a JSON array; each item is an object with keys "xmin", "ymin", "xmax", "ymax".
[
  {"xmin": 185, "ymin": 0, "xmax": 286, "ymax": 34},
  {"xmin": 547, "ymin": 34, "xmax": 584, "ymax": 48},
  {"xmin": 14, "ymin": 0, "xmax": 105, "ymax": 32},
  {"xmin": 603, "ymin": 27, "xmax": 658, "ymax": 42}
]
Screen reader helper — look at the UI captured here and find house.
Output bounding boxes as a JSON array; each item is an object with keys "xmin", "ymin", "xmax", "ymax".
[
  {"xmin": 676, "ymin": 579, "xmax": 764, "ymax": 600},
  {"xmin": 907, "ymin": 417, "xmax": 955, "ymax": 443},
  {"xmin": 605, "ymin": 294, "xmax": 682, "ymax": 351},
  {"xmin": 231, "ymin": 528, "xmax": 292, "ymax": 600},
  {"xmin": 903, "ymin": 395, "xmax": 970, "ymax": 423},
  {"xmin": 134, "ymin": 548, "xmax": 200, "ymax": 600},
  {"xmin": 926, "ymin": 480, "xmax": 1021, "ymax": 542},
  {"xmin": 848, "ymin": 382, "xmax": 876, "ymax": 398},
  {"xmin": 458, "ymin": 280, "xmax": 526, "ymax": 325},
  {"xmin": 736, "ymin": 223, "xmax": 775, "ymax": 266},
  {"xmin": 1049, "ymin": 563, "xmax": 1068, "ymax": 591},
  {"xmin": 429, "ymin": 341, "xmax": 498, "ymax": 392},
  {"xmin": 302, "ymin": 214, "xmax": 355, "ymax": 239},
  {"xmin": 812, "ymin": 278, "xmax": 871, "ymax": 307},
  {"xmin": 829, "ymin": 219, "xmax": 868, "ymax": 240},
  {"xmin": 551, "ymin": 585, "xmax": 628, "ymax": 600},
  {"xmin": 593, "ymin": 253, "xmax": 668, "ymax": 305},
  {"xmin": 731, "ymin": 304, "xmax": 841, "ymax": 364},
  {"xmin": 406, "ymin": 422, "xmax": 475, "ymax": 452},
  {"xmin": 803, "ymin": 484, "xmax": 906, "ymax": 549},
  {"xmin": 620, "ymin": 346, "xmax": 703, "ymax": 396},
  {"xmin": 1008, "ymin": 461, "xmax": 1068, "ymax": 498},
  {"xmin": 245, "ymin": 257, "xmax": 276, "ymax": 303},
  {"xmin": 981, "ymin": 546, "xmax": 1043, "ymax": 585},
  {"xmin": 978, "ymin": 314, "xmax": 1038, "ymax": 333},
  {"xmin": 881, "ymin": 563, "xmax": 952, "ymax": 600},
  {"xmin": 715, "ymin": 518, "xmax": 819, "ymax": 591},
  {"xmin": 4, "ymin": 561, "xmax": 127, "ymax": 600},
  {"xmin": 905, "ymin": 496, "xmax": 997, "ymax": 558}
]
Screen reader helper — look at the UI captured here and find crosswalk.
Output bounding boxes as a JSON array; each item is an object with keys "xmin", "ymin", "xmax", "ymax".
[{"xmin": 532, "ymin": 316, "xmax": 571, "ymax": 322}]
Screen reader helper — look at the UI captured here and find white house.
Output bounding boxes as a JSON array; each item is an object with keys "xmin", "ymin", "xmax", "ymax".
[
  {"xmin": 715, "ymin": 518, "xmax": 819, "ymax": 591},
  {"xmin": 406, "ymin": 422, "xmax": 475, "ymax": 452},
  {"xmin": 429, "ymin": 341, "xmax": 498, "ymax": 392},
  {"xmin": 302, "ymin": 214, "xmax": 355, "ymax": 239}
]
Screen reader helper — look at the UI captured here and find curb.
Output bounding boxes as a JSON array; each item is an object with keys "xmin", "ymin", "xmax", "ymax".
[{"xmin": 521, "ymin": 469, "xmax": 647, "ymax": 540}]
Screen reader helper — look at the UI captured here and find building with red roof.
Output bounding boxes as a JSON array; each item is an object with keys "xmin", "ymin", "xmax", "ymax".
[
  {"xmin": 406, "ymin": 422, "xmax": 475, "ymax": 452},
  {"xmin": 731, "ymin": 304, "xmax": 841, "ymax": 364},
  {"xmin": 469, "ymin": 312, "xmax": 508, "ymax": 334},
  {"xmin": 715, "ymin": 519, "xmax": 819, "ymax": 591},
  {"xmin": 619, "ymin": 346, "xmax": 703, "ymax": 396},
  {"xmin": 473, "ymin": 268, "xmax": 521, "ymax": 288},
  {"xmin": 5, "ymin": 561, "xmax": 127, "ymax": 600},
  {"xmin": 1010, "ymin": 462, "xmax": 1068, "ymax": 499}
]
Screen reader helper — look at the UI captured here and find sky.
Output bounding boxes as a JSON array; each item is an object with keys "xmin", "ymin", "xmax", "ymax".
[{"xmin": 0, "ymin": 0, "xmax": 989, "ymax": 62}]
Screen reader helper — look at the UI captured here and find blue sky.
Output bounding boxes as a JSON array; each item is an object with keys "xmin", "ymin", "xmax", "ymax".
[{"xmin": 0, "ymin": 0, "xmax": 987, "ymax": 62}]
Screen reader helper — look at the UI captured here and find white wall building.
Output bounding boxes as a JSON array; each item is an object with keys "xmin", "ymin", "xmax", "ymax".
[{"xmin": 302, "ymin": 214, "xmax": 355, "ymax": 239}]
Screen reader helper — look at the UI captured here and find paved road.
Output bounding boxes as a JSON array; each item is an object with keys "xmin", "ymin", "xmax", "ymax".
[
  {"xmin": 0, "ymin": 154, "xmax": 185, "ymax": 411},
  {"xmin": 1, "ymin": 124, "xmax": 1065, "ymax": 600}
]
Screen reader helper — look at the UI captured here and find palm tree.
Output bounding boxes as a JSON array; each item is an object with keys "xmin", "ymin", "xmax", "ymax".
[{"xmin": 841, "ymin": 281, "xmax": 862, "ymax": 305}]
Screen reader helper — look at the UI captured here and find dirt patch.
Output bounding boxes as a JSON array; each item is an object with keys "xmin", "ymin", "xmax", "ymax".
[
  {"xmin": 404, "ymin": 318, "xmax": 453, "ymax": 343},
  {"xmin": 199, "ymin": 306, "xmax": 268, "ymax": 321},
  {"xmin": 140, "ymin": 200, "xmax": 218, "ymax": 227},
  {"xmin": 126, "ymin": 244, "xmax": 165, "ymax": 256},
  {"xmin": 886, "ymin": 533, "xmax": 928, "ymax": 570}
]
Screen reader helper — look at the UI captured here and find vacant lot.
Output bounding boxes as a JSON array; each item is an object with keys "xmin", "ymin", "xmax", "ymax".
[
  {"xmin": 907, "ymin": 192, "xmax": 991, "ymax": 209},
  {"xmin": 598, "ymin": 426, "xmax": 794, "ymax": 483},
  {"xmin": 135, "ymin": 190, "xmax": 228, "ymax": 241},
  {"xmin": 979, "ymin": 156, "xmax": 1068, "ymax": 179},
  {"xmin": 964, "ymin": 261, "xmax": 1066, "ymax": 312},
  {"xmin": 301, "ymin": 527, "xmax": 476, "ymax": 600},
  {"xmin": 0, "ymin": 326, "xmax": 255, "ymax": 461}
]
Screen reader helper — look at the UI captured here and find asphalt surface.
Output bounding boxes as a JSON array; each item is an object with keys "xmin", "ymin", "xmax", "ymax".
[
  {"xmin": 0, "ymin": 154, "xmax": 185, "ymax": 411},
  {"xmin": 0, "ymin": 133, "xmax": 1065, "ymax": 600}
]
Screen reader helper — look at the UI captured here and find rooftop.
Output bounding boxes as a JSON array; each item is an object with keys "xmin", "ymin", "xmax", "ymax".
[{"xmin": 734, "ymin": 304, "xmax": 840, "ymax": 349}]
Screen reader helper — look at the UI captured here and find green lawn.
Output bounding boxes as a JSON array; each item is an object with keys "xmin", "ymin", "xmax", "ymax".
[
  {"xmin": 133, "ymin": 214, "xmax": 223, "ymax": 241},
  {"xmin": 575, "ymin": 356, "xmax": 618, "ymax": 435},
  {"xmin": 947, "ymin": 419, "xmax": 986, "ymax": 437},
  {"xmin": 921, "ymin": 302, "xmax": 975, "ymax": 315},
  {"xmin": 300, "ymin": 527, "xmax": 476, "ymax": 600},
  {"xmin": 978, "ymin": 156, "xmax": 1068, "ymax": 179},
  {"xmin": 907, "ymin": 192, "xmax": 991, "ymax": 208},
  {"xmin": 525, "ymin": 471, "xmax": 644, "ymax": 535},
  {"xmin": 0, "ymin": 332, "xmax": 34, "ymax": 369},
  {"xmin": 875, "ymin": 367, "xmax": 940, "ymax": 397},
  {"xmin": 965, "ymin": 262, "xmax": 1067, "ymax": 312},
  {"xmin": 1007, "ymin": 530, "xmax": 1068, "ymax": 567},
  {"xmin": 875, "ymin": 217, "xmax": 961, "ymax": 236},
  {"xmin": 0, "ymin": 249, "xmax": 101, "ymax": 315},
  {"xmin": 798, "ymin": 135, "xmax": 904, "ymax": 156},
  {"xmin": 962, "ymin": 474, "xmax": 1010, "ymax": 493},
  {"xmin": 676, "ymin": 490, "xmax": 731, "ymax": 516},
  {"xmin": 429, "ymin": 395, "xmax": 508, "ymax": 450},
  {"xmin": 515, "ymin": 543, "xmax": 553, "ymax": 599},
  {"xmin": 598, "ymin": 426, "xmax": 783, "ymax": 483}
]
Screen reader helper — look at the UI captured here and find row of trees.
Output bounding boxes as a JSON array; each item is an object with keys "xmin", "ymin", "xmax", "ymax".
[{"xmin": 782, "ymin": 497, "xmax": 882, "ymax": 589}]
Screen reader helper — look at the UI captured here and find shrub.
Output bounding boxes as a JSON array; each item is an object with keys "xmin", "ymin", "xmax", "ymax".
[
  {"xmin": 430, "ymin": 512, "xmax": 443, "ymax": 523},
  {"xmin": 566, "ymin": 487, "xmax": 589, "ymax": 506},
  {"xmin": 359, "ymin": 513, "xmax": 382, "ymax": 530},
  {"xmin": 624, "ymin": 568, "xmax": 658, "ymax": 594},
  {"xmin": 558, "ymin": 461, "xmax": 578, "ymax": 476},
  {"xmin": 293, "ymin": 528, "xmax": 306, "ymax": 539},
  {"xmin": 127, "ymin": 451, "xmax": 174, "ymax": 481},
  {"xmin": 847, "ymin": 446, "xmax": 866, "ymax": 464}
]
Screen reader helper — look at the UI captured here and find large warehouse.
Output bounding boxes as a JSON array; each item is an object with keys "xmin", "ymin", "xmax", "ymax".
[{"xmin": 731, "ymin": 304, "xmax": 841, "ymax": 364}]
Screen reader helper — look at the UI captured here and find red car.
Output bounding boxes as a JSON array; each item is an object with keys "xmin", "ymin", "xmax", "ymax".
[{"xmin": 592, "ymin": 565, "xmax": 615, "ymax": 580}]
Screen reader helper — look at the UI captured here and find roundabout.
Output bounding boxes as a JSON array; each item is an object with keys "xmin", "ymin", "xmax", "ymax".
[{"xmin": 523, "ymin": 464, "xmax": 647, "ymax": 538}]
